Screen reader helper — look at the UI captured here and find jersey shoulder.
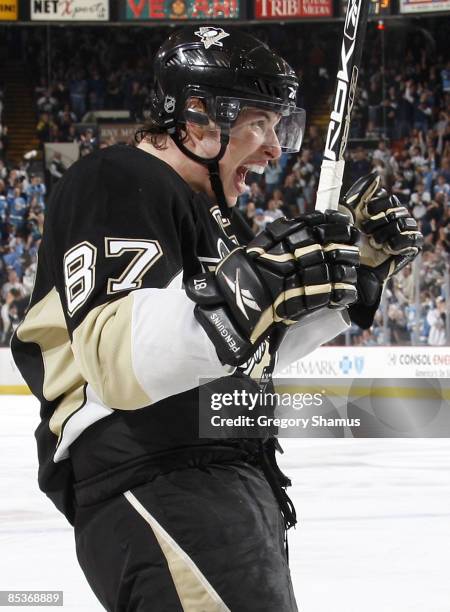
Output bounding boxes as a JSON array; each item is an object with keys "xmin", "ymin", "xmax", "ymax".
[{"xmin": 47, "ymin": 145, "xmax": 195, "ymax": 224}]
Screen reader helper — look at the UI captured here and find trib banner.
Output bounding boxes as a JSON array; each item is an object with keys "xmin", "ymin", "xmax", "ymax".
[
  {"xmin": 254, "ymin": 0, "xmax": 332, "ymax": 19},
  {"xmin": 31, "ymin": 0, "xmax": 109, "ymax": 20},
  {"xmin": 123, "ymin": 0, "xmax": 241, "ymax": 19}
]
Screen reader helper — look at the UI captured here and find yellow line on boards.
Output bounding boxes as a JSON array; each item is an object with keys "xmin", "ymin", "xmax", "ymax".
[
  {"xmin": 278, "ymin": 385, "xmax": 450, "ymax": 401},
  {"xmin": 0, "ymin": 386, "xmax": 31, "ymax": 395},
  {"xmin": 3, "ymin": 385, "xmax": 450, "ymax": 400}
]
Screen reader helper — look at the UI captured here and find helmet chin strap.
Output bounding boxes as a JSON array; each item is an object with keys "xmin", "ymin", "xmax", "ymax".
[{"xmin": 170, "ymin": 129, "xmax": 231, "ymax": 220}]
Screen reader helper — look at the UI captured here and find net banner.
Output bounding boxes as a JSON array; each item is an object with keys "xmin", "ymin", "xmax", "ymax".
[
  {"xmin": 254, "ymin": 0, "xmax": 332, "ymax": 20},
  {"xmin": 30, "ymin": 0, "xmax": 109, "ymax": 21},
  {"xmin": 123, "ymin": 0, "xmax": 241, "ymax": 19},
  {"xmin": 400, "ymin": 0, "xmax": 450, "ymax": 11}
]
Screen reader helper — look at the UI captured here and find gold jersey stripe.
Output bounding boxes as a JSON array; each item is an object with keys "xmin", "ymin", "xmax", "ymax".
[
  {"xmin": 16, "ymin": 287, "xmax": 83, "ymax": 402},
  {"xmin": 72, "ymin": 294, "xmax": 150, "ymax": 410},
  {"xmin": 15, "ymin": 287, "xmax": 91, "ymax": 437}
]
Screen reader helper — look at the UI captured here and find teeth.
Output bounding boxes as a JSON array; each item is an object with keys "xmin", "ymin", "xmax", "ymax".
[{"xmin": 245, "ymin": 164, "xmax": 265, "ymax": 175}]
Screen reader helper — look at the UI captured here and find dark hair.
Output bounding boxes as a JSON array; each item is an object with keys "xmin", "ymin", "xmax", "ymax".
[
  {"xmin": 134, "ymin": 119, "xmax": 169, "ymax": 150},
  {"xmin": 134, "ymin": 113, "xmax": 188, "ymax": 149}
]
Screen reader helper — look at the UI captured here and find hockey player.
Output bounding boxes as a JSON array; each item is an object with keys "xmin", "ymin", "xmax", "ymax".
[{"xmin": 11, "ymin": 26, "xmax": 422, "ymax": 611}]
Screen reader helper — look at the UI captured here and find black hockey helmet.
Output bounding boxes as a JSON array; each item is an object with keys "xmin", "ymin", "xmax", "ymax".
[
  {"xmin": 151, "ymin": 25, "xmax": 300, "ymax": 136},
  {"xmin": 149, "ymin": 26, "xmax": 305, "ymax": 215}
]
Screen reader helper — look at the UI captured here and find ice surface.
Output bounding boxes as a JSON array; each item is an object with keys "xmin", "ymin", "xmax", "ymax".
[{"xmin": 1, "ymin": 396, "xmax": 449, "ymax": 611}]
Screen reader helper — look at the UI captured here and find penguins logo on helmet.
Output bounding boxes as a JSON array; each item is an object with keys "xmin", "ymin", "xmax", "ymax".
[{"xmin": 194, "ymin": 26, "xmax": 230, "ymax": 49}]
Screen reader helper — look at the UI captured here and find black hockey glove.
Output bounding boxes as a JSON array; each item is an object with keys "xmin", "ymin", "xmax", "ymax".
[
  {"xmin": 186, "ymin": 211, "xmax": 360, "ymax": 367},
  {"xmin": 340, "ymin": 172, "xmax": 423, "ymax": 329}
]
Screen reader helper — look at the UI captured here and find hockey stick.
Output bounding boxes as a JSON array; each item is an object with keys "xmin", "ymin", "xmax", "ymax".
[{"xmin": 315, "ymin": 0, "xmax": 371, "ymax": 212}]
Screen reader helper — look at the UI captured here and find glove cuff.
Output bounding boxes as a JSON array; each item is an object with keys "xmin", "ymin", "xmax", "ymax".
[
  {"xmin": 348, "ymin": 300, "xmax": 381, "ymax": 330},
  {"xmin": 348, "ymin": 267, "xmax": 383, "ymax": 329},
  {"xmin": 194, "ymin": 304, "xmax": 265, "ymax": 367}
]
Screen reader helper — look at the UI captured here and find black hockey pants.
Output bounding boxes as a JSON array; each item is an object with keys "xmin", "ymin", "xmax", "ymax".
[{"xmin": 74, "ymin": 460, "xmax": 298, "ymax": 612}]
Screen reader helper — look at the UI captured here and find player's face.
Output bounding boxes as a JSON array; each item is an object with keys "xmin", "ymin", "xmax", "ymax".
[{"xmin": 219, "ymin": 107, "xmax": 282, "ymax": 205}]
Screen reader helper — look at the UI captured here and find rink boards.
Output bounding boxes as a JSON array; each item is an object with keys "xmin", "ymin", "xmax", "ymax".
[{"xmin": 2, "ymin": 344, "xmax": 450, "ymax": 393}]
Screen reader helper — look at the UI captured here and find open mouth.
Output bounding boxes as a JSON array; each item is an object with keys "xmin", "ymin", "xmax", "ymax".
[{"xmin": 234, "ymin": 164, "xmax": 265, "ymax": 194}]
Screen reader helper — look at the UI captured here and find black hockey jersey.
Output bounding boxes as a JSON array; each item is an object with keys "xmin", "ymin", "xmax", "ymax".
[
  {"xmin": 11, "ymin": 146, "xmax": 275, "ymax": 522},
  {"xmin": 12, "ymin": 145, "xmax": 347, "ymax": 523}
]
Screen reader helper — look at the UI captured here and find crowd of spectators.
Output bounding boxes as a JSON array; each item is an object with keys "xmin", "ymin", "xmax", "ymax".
[
  {"xmin": 0, "ymin": 166, "xmax": 43, "ymax": 346},
  {"xmin": 0, "ymin": 23, "xmax": 449, "ymax": 347},
  {"xmin": 24, "ymin": 24, "xmax": 336, "ymax": 152},
  {"xmin": 234, "ymin": 24, "xmax": 450, "ymax": 347},
  {"xmin": 235, "ymin": 124, "xmax": 450, "ymax": 346},
  {"xmin": 0, "ymin": 80, "xmax": 8, "ymax": 162},
  {"xmin": 27, "ymin": 28, "xmax": 164, "ymax": 150}
]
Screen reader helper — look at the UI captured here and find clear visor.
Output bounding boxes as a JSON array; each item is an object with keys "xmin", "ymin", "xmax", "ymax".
[
  {"xmin": 184, "ymin": 96, "xmax": 306, "ymax": 156},
  {"xmin": 226, "ymin": 99, "xmax": 306, "ymax": 154}
]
